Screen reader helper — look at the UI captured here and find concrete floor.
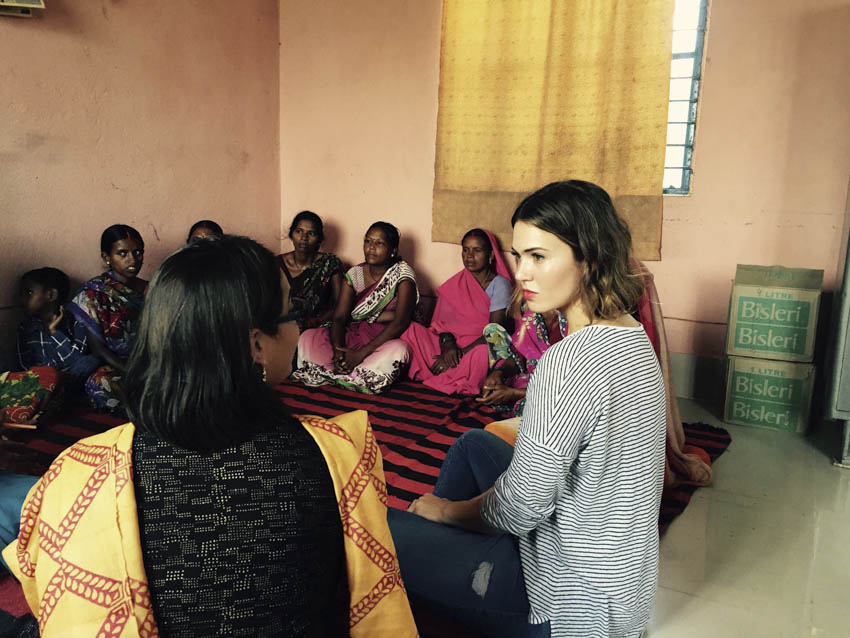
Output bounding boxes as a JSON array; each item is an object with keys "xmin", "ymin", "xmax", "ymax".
[{"xmin": 647, "ymin": 399, "xmax": 850, "ymax": 637}]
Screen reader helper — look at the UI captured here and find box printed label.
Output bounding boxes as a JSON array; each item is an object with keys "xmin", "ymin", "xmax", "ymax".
[
  {"xmin": 736, "ymin": 297, "xmax": 810, "ymax": 327},
  {"xmin": 733, "ymin": 297, "xmax": 811, "ymax": 355},
  {"xmin": 724, "ymin": 356, "xmax": 815, "ymax": 432},
  {"xmin": 728, "ymin": 399, "xmax": 798, "ymax": 431},
  {"xmin": 727, "ymin": 370, "xmax": 803, "ymax": 431}
]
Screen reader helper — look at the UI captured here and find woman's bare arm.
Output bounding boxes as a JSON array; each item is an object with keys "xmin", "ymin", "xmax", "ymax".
[{"xmin": 85, "ymin": 329, "xmax": 125, "ymax": 371}]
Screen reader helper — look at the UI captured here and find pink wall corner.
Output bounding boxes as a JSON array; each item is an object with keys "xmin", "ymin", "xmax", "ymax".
[
  {"xmin": 0, "ymin": 0, "xmax": 281, "ymax": 369},
  {"xmin": 281, "ymin": 0, "xmax": 850, "ymax": 358}
]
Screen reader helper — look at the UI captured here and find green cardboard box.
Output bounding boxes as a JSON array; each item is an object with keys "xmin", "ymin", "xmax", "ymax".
[
  {"xmin": 723, "ymin": 355, "xmax": 815, "ymax": 433},
  {"xmin": 726, "ymin": 265, "xmax": 823, "ymax": 362}
]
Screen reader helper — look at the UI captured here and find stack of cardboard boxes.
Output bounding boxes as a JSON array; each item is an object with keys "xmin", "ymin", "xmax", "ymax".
[{"xmin": 723, "ymin": 265, "xmax": 824, "ymax": 433}]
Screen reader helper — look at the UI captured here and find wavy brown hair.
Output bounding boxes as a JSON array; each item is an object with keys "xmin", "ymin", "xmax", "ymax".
[{"xmin": 511, "ymin": 180, "xmax": 644, "ymax": 320}]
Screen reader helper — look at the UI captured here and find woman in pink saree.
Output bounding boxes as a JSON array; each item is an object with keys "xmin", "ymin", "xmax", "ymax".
[
  {"xmin": 401, "ymin": 228, "xmax": 512, "ymax": 395},
  {"xmin": 479, "ymin": 297, "xmax": 567, "ymax": 417},
  {"xmin": 292, "ymin": 222, "xmax": 418, "ymax": 394}
]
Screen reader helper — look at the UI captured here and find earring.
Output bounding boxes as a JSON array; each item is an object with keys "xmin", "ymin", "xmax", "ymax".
[{"xmin": 262, "ymin": 366, "xmax": 267, "ymax": 383}]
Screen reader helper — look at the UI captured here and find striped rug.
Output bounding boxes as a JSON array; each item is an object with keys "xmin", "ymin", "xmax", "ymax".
[
  {"xmin": 3, "ymin": 380, "xmax": 730, "ymax": 529},
  {"xmin": 275, "ymin": 380, "xmax": 732, "ymax": 532},
  {"xmin": 1, "ymin": 380, "xmax": 731, "ymax": 619}
]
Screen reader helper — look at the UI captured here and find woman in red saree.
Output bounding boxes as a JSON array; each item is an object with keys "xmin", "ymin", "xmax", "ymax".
[{"xmin": 401, "ymin": 228, "xmax": 512, "ymax": 395}]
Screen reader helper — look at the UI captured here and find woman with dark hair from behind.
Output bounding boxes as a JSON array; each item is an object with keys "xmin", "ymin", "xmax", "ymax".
[
  {"xmin": 186, "ymin": 219, "xmax": 223, "ymax": 243},
  {"xmin": 388, "ymin": 181, "xmax": 667, "ymax": 638},
  {"xmin": 3, "ymin": 236, "xmax": 418, "ymax": 637},
  {"xmin": 277, "ymin": 210, "xmax": 343, "ymax": 331}
]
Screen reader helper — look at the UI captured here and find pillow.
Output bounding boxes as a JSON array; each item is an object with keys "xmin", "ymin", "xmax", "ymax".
[{"xmin": 0, "ymin": 366, "xmax": 63, "ymax": 425}]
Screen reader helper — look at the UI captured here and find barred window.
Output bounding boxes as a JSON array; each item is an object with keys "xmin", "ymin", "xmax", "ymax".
[{"xmin": 663, "ymin": 0, "xmax": 709, "ymax": 195}]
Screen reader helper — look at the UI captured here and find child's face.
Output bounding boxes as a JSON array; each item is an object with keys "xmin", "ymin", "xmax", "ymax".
[{"xmin": 19, "ymin": 279, "xmax": 55, "ymax": 316}]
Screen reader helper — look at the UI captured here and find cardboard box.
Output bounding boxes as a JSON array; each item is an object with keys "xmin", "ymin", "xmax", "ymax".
[
  {"xmin": 726, "ymin": 265, "xmax": 823, "ymax": 362},
  {"xmin": 723, "ymin": 355, "xmax": 815, "ymax": 433}
]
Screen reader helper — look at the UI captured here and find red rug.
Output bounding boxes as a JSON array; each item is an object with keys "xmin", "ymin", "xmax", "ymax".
[{"xmin": 1, "ymin": 381, "xmax": 731, "ymax": 624}]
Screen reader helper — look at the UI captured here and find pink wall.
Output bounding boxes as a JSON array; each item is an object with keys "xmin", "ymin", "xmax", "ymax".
[
  {"xmin": 279, "ymin": 0, "xmax": 850, "ymax": 358},
  {"xmin": 279, "ymin": 0, "xmax": 448, "ymax": 296},
  {"xmin": 654, "ymin": 0, "xmax": 850, "ymax": 356},
  {"xmin": 2, "ymin": 0, "xmax": 847, "ymax": 368},
  {"xmin": 0, "ymin": 0, "xmax": 281, "ymax": 368}
]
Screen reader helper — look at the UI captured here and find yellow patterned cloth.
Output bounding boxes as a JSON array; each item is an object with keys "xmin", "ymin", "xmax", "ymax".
[
  {"xmin": 3, "ymin": 412, "xmax": 417, "ymax": 638},
  {"xmin": 299, "ymin": 410, "xmax": 418, "ymax": 637}
]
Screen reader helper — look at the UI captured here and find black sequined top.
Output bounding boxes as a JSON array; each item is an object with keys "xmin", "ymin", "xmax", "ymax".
[{"xmin": 132, "ymin": 422, "xmax": 350, "ymax": 637}]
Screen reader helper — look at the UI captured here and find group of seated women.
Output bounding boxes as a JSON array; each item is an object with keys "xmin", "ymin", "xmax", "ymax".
[
  {"xmin": 5, "ymin": 221, "xmax": 224, "ymax": 420},
  {"xmin": 1, "ymin": 180, "xmax": 711, "ymax": 637},
  {"xmin": 5, "ymin": 208, "xmax": 535, "ymax": 428},
  {"xmin": 284, "ymin": 214, "xmax": 545, "ymax": 403},
  {"xmin": 3, "ymin": 234, "xmax": 418, "ymax": 636}
]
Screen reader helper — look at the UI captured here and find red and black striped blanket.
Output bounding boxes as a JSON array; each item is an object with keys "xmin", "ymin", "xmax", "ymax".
[
  {"xmin": 1, "ymin": 380, "xmax": 730, "ymax": 619},
  {"xmin": 277, "ymin": 381, "xmax": 731, "ymax": 532},
  {"xmin": 3, "ymin": 379, "xmax": 731, "ymax": 533}
]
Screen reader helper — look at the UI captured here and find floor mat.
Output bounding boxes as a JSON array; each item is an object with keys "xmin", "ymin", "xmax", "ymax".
[
  {"xmin": 277, "ymin": 380, "xmax": 499, "ymax": 508},
  {"xmin": 278, "ymin": 382, "xmax": 732, "ymax": 528},
  {"xmin": 0, "ymin": 381, "xmax": 731, "ymax": 619},
  {"xmin": 658, "ymin": 421, "xmax": 732, "ymax": 533}
]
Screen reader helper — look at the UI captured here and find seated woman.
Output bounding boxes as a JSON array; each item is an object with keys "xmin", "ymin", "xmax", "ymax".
[
  {"xmin": 478, "ymin": 289, "xmax": 567, "ymax": 416},
  {"xmin": 3, "ymin": 236, "xmax": 416, "ymax": 637},
  {"xmin": 401, "ymin": 228, "xmax": 512, "ymax": 395},
  {"xmin": 69, "ymin": 224, "xmax": 147, "ymax": 411},
  {"xmin": 277, "ymin": 210, "xmax": 342, "ymax": 331},
  {"xmin": 388, "ymin": 181, "xmax": 668, "ymax": 638},
  {"xmin": 186, "ymin": 219, "xmax": 223, "ymax": 243},
  {"xmin": 293, "ymin": 221, "xmax": 417, "ymax": 394},
  {"xmin": 485, "ymin": 268, "xmax": 714, "ymax": 489}
]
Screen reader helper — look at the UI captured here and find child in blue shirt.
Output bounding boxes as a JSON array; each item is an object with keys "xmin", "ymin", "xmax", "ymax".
[{"xmin": 17, "ymin": 268, "xmax": 98, "ymax": 385}]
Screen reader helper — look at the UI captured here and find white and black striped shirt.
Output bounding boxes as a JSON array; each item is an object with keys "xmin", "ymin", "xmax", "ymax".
[{"xmin": 482, "ymin": 325, "xmax": 667, "ymax": 638}]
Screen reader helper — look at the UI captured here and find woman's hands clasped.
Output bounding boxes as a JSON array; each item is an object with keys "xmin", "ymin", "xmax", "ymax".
[
  {"xmin": 477, "ymin": 369, "xmax": 524, "ymax": 405},
  {"xmin": 430, "ymin": 347, "xmax": 462, "ymax": 375},
  {"xmin": 333, "ymin": 345, "xmax": 368, "ymax": 374},
  {"xmin": 430, "ymin": 334, "xmax": 462, "ymax": 375}
]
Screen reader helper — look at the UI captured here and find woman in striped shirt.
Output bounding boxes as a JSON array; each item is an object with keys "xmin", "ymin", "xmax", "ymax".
[{"xmin": 388, "ymin": 180, "xmax": 667, "ymax": 638}]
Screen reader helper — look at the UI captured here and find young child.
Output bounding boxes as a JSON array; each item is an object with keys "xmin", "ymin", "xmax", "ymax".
[{"xmin": 17, "ymin": 267, "xmax": 98, "ymax": 385}]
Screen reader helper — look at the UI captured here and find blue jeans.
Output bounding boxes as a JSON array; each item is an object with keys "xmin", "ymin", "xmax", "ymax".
[
  {"xmin": 388, "ymin": 430, "xmax": 550, "ymax": 638},
  {"xmin": 0, "ymin": 471, "xmax": 39, "ymax": 572}
]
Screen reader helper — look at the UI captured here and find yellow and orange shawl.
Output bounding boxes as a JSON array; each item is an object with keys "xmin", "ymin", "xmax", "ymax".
[{"xmin": 2, "ymin": 410, "xmax": 418, "ymax": 638}]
